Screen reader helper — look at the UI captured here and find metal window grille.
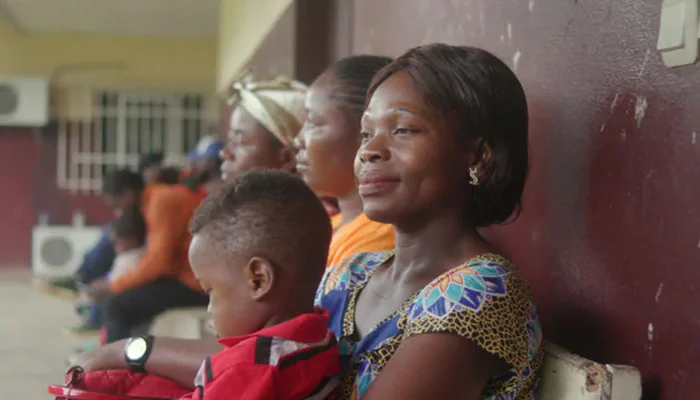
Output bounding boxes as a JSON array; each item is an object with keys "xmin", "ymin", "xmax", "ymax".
[{"xmin": 57, "ymin": 90, "xmax": 214, "ymax": 194}]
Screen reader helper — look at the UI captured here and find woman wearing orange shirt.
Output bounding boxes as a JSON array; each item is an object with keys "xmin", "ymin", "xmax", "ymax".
[{"xmin": 295, "ymin": 56, "xmax": 396, "ymax": 268}]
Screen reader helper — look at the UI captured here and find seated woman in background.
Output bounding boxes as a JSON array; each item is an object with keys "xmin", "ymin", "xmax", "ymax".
[
  {"xmin": 219, "ymin": 73, "xmax": 307, "ymax": 182},
  {"xmin": 138, "ymin": 153, "xmax": 166, "ymax": 186},
  {"xmin": 316, "ymin": 44, "xmax": 543, "ymax": 399},
  {"xmin": 295, "ymin": 55, "xmax": 395, "ymax": 268}
]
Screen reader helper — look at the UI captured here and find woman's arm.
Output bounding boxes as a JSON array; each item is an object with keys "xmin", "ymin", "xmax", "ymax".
[
  {"xmin": 77, "ymin": 337, "xmax": 223, "ymax": 388},
  {"xmin": 362, "ymin": 333, "xmax": 505, "ymax": 399}
]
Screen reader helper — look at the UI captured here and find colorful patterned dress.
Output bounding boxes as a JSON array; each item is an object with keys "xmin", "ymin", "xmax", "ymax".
[{"xmin": 315, "ymin": 251, "xmax": 544, "ymax": 399}]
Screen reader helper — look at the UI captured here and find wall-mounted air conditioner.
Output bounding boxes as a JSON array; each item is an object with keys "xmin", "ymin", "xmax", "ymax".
[
  {"xmin": 0, "ymin": 76, "xmax": 49, "ymax": 127},
  {"xmin": 32, "ymin": 222, "xmax": 102, "ymax": 280}
]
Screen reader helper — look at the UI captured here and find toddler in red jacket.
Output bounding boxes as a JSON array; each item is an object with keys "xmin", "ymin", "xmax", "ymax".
[
  {"xmin": 181, "ymin": 170, "xmax": 340, "ymax": 400},
  {"xmin": 52, "ymin": 170, "xmax": 339, "ymax": 400}
]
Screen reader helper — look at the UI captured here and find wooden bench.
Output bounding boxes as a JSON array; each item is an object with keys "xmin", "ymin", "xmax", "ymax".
[{"xmin": 539, "ymin": 343, "xmax": 642, "ymax": 400}]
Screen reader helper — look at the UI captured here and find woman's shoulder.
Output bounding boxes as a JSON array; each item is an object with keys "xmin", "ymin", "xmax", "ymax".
[{"xmin": 406, "ymin": 253, "xmax": 542, "ymax": 369}]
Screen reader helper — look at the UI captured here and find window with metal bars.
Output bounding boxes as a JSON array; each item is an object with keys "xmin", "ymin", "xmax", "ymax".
[{"xmin": 57, "ymin": 90, "xmax": 213, "ymax": 194}]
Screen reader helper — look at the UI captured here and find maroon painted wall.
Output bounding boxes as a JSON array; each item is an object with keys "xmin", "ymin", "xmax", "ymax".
[
  {"xmin": 0, "ymin": 127, "xmax": 112, "ymax": 268},
  {"xmin": 353, "ymin": 0, "xmax": 699, "ymax": 398}
]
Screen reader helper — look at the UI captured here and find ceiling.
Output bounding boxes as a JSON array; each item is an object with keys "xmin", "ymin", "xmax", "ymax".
[{"xmin": 0, "ymin": 0, "xmax": 219, "ymax": 37}]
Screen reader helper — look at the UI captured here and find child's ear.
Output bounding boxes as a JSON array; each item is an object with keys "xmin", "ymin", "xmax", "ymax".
[{"xmin": 244, "ymin": 257, "xmax": 275, "ymax": 300}]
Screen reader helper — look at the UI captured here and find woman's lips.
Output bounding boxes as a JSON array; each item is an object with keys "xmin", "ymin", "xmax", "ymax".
[{"xmin": 357, "ymin": 174, "xmax": 400, "ymax": 196}]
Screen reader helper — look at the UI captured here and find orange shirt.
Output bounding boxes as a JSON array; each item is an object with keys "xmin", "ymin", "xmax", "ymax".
[
  {"xmin": 327, "ymin": 213, "xmax": 394, "ymax": 268},
  {"xmin": 109, "ymin": 184, "xmax": 202, "ymax": 293}
]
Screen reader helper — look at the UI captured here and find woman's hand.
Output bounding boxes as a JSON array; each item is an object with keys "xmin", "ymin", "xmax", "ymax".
[{"xmin": 362, "ymin": 333, "xmax": 505, "ymax": 399}]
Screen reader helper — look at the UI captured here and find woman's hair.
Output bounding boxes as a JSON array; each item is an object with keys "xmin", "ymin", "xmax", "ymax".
[
  {"xmin": 368, "ymin": 43, "xmax": 529, "ymax": 227},
  {"xmin": 228, "ymin": 73, "xmax": 308, "ymax": 147},
  {"xmin": 159, "ymin": 166, "xmax": 182, "ymax": 184},
  {"xmin": 326, "ymin": 55, "xmax": 393, "ymax": 128},
  {"xmin": 137, "ymin": 152, "xmax": 164, "ymax": 173},
  {"xmin": 103, "ymin": 169, "xmax": 144, "ymax": 196}
]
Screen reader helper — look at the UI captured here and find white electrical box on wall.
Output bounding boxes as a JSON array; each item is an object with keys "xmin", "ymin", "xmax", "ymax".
[
  {"xmin": 0, "ymin": 76, "xmax": 50, "ymax": 127},
  {"xmin": 657, "ymin": 0, "xmax": 699, "ymax": 67}
]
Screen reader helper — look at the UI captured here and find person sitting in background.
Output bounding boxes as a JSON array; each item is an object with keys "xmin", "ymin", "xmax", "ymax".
[
  {"xmin": 181, "ymin": 135, "xmax": 224, "ymax": 200},
  {"xmin": 294, "ymin": 55, "xmax": 396, "ymax": 268},
  {"xmin": 87, "ymin": 169, "xmax": 207, "ymax": 343},
  {"xmin": 105, "ymin": 208, "xmax": 147, "ymax": 283},
  {"xmin": 72, "ymin": 208, "xmax": 147, "ymax": 336},
  {"xmin": 219, "ymin": 73, "xmax": 307, "ymax": 183},
  {"xmin": 138, "ymin": 151, "xmax": 182, "ymax": 185},
  {"xmin": 158, "ymin": 166, "xmax": 182, "ymax": 185},
  {"xmin": 39, "ymin": 154, "xmax": 167, "ymax": 313},
  {"xmin": 138, "ymin": 152, "xmax": 165, "ymax": 186}
]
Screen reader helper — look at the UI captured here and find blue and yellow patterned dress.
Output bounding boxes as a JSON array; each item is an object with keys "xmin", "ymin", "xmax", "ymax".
[{"xmin": 315, "ymin": 250, "xmax": 543, "ymax": 399}]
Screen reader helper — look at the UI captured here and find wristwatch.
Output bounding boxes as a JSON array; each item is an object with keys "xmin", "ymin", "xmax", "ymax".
[{"xmin": 124, "ymin": 335, "xmax": 154, "ymax": 373}]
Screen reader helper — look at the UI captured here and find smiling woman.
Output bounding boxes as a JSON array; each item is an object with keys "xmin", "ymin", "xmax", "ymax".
[{"xmin": 316, "ymin": 43, "xmax": 542, "ymax": 400}]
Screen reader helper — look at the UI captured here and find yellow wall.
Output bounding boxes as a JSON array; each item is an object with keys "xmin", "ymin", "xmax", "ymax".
[
  {"xmin": 0, "ymin": 34, "xmax": 217, "ymax": 92},
  {"xmin": 217, "ymin": 0, "xmax": 293, "ymax": 93}
]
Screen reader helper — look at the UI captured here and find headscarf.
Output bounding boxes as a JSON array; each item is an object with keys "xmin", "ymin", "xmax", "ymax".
[{"xmin": 227, "ymin": 70, "xmax": 308, "ymax": 146}]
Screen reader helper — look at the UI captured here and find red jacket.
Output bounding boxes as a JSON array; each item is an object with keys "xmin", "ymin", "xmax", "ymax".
[
  {"xmin": 184, "ymin": 308, "xmax": 340, "ymax": 400},
  {"xmin": 64, "ymin": 309, "xmax": 340, "ymax": 400}
]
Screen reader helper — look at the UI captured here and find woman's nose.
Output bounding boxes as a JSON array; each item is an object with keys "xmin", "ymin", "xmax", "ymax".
[{"xmin": 358, "ymin": 134, "xmax": 388, "ymax": 163}]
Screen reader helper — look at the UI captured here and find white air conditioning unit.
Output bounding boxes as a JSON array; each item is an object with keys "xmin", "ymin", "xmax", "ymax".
[
  {"xmin": 0, "ymin": 76, "xmax": 49, "ymax": 127},
  {"xmin": 32, "ymin": 224, "xmax": 102, "ymax": 280}
]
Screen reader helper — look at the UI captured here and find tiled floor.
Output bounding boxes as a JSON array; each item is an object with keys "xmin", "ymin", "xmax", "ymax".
[{"xmin": 0, "ymin": 268, "xmax": 86, "ymax": 399}]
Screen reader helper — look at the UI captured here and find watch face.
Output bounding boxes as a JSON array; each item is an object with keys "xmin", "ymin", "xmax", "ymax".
[{"xmin": 126, "ymin": 337, "xmax": 148, "ymax": 360}]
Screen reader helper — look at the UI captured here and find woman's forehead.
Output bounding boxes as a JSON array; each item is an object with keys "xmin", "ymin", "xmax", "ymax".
[{"xmin": 365, "ymin": 73, "xmax": 428, "ymax": 118}]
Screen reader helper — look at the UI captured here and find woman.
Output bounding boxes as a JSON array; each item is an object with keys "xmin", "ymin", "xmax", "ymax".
[
  {"xmin": 220, "ymin": 73, "xmax": 306, "ymax": 181},
  {"xmin": 316, "ymin": 44, "xmax": 542, "ymax": 399},
  {"xmin": 295, "ymin": 55, "xmax": 395, "ymax": 268}
]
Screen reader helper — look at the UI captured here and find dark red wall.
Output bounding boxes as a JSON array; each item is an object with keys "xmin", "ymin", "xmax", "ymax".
[
  {"xmin": 353, "ymin": 0, "xmax": 699, "ymax": 398},
  {"xmin": 0, "ymin": 127, "xmax": 112, "ymax": 268}
]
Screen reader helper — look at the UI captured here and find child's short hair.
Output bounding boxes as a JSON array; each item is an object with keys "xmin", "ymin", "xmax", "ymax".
[
  {"xmin": 189, "ymin": 170, "xmax": 332, "ymax": 277},
  {"xmin": 111, "ymin": 207, "xmax": 146, "ymax": 245}
]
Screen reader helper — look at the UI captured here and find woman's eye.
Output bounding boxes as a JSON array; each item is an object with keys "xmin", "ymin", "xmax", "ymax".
[
  {"xmin": 393, "ymin": 127, "xmax": 410, "ymax": 135},
  {"xmin": 360, "ymin": 131, "xmax": 372, "ymax": 141}
]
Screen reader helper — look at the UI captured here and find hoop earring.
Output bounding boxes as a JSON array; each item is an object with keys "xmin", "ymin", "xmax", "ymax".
[{"xmin": 469, "ymin": 167, "xmax": 480, "ymax": 186}]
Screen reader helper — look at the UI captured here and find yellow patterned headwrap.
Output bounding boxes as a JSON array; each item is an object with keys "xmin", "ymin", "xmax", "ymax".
[{"xmin": 227, "ymin": 70, "xmax": 308, "ymax": 146}]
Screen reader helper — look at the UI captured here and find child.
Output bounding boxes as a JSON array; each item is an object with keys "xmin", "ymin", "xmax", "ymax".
[
  {"xmin": 70, "ymin": 208, "xmax": 147, "ymax": 336},
  {"xmin": 106, "ymin": 207, "xmax": 147, "ymax": 282},
  {"xmin": 57, "ymin": 170, "xmax": 339, "ymax": 399},
  {"xmin": 181, "ymin": 169, "xmax": 339, "ymax": 399}
]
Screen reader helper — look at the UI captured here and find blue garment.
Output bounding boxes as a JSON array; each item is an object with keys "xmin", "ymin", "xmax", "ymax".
[
  {"xmin": 75, "ymin": 223, "xmax": 115, "ymax": 327},
  {"xmin": 76, "ymin": 224, "xmax": 116, "ymax": 284},
  {"xmin": 315, "ymin": 251, "xmax": 544, "ymax": 399}
]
